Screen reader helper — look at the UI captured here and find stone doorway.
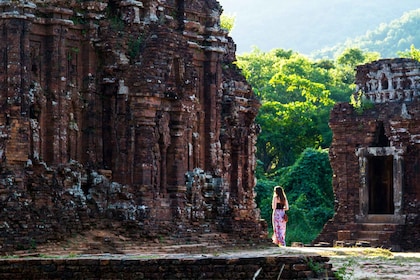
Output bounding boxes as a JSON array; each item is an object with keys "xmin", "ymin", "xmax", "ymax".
[
  {"xmin": 356, "ymin": 147, "xmax": 405, "ymax": 224},
  {"xmin": 367, "ymin": 155, "xmax": 394, "ymax": 214}
]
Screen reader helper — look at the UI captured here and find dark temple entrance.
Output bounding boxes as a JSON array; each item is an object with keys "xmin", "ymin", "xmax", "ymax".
[{"xmin": 367, "ymin": 156, "xmax": 394, "ymax": 214}]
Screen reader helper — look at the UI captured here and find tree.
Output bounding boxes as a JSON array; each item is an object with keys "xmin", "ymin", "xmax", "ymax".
[
  {"xmin": 237, "ymin": 50, "xmax": 338, "ymax": 171},
  {"xmin": 235, "ymin": 48, "xmax": 281, "ymax": 99},
  {"xmin": 256, "ymin": 100, "xmax": 325, "ymax": 171},
  {"xmin": 236, "ymin": 48, "xmax": 378, "ymax": 173},
  {"xmin": 336, "ymin": 48, "xmax": 366, "ymax": 67},
  {"xmin": 398, "ymin": 44, "xmax": 420, "ymax": 61}
]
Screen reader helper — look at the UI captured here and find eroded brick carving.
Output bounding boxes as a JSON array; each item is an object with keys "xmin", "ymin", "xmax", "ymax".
[
  {"xmin": 316, "ymin": 59, "xmax": 420, "ymax": 250},
  {"xmin": 0, "ymin": 0, "xmax": 263, "ymax": 252}
]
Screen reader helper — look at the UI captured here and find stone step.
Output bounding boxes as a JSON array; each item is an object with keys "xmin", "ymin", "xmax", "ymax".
[
  {"xmin": 355, "ymin": 240, "xmax": 373, "ymax": 247},
  {"xmin": 363, "ymin": 214, "xmax": 403, "ymax": 223},
  {"xmin": 336, "ymin": 222, "xmax": 399, "ymax": 249},
  {"xmin": 357, "ymin": 230, "xmax": 393, "ymax": 239},
  {"xmin": 335, "ymin": 239, "xmax": 386, "ymax": 248},
  {"xmin": 359, "ymin": 223, "xmax": 398, "ymax": 231}
]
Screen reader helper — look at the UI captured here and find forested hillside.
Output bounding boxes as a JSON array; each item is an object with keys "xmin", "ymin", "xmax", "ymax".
[{"xmin": 313, "ymin": 9, "xmax": 420, "ymax": 59}]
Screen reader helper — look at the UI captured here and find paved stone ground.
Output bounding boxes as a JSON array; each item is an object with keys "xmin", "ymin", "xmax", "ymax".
[
  {"xmin": 6, "ymin": 230, "xmax": 420, "ymax": 279},
  {"xmin": 290, "ymin": 247, "xmax": 420, "ymax": 280},
  {"xmin": 27, "ymin": 246, "xmax": 420, "ymax": 279}
]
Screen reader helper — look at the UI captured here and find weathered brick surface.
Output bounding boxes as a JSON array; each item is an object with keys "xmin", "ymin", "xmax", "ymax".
[
  {"xmin": 315, "ymin": 59, "xmax": 420, "ymax": 250},
  {"xmin": 0, "ymin": 0, "xmax": 263, "ymax": 253},
  {"xmin": 0, "ymin": 255, "xmax": 334, "ymax": 280}
]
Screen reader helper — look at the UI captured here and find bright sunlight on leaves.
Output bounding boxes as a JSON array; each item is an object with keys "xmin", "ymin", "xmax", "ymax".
[{"xmin": 220, "ymin": 13, "xmax": 235, "ymax": 33}]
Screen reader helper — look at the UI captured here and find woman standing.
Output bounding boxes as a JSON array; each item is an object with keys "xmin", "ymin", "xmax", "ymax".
[{"xmin": 272, "ymin": 186, "xmax": 289, "ymax": 246}]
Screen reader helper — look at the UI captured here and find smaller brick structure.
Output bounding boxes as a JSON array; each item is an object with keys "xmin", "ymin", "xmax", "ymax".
[{"xmin": 315, "ymin": 58, "xmax": 420, "ymax": 251}]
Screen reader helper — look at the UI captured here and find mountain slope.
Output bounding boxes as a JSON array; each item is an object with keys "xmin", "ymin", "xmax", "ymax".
[
  {"xmin": 218, "ymin": 0, "xmax": 420, "ymax": 55},
  {"xmin": 312, "ymin": 9, "xmax": 420, "ymax": 59}
]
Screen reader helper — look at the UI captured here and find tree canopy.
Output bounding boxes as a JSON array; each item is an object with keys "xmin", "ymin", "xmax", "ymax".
[{"xmin": 236, "ymin": 47, "xmax": 378, "ymax": 172}]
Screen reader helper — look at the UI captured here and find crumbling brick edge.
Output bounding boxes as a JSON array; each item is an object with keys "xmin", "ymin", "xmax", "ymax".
[{"xmin": 0, "ymin": 254, "xmax": 334, "ymax": 279}]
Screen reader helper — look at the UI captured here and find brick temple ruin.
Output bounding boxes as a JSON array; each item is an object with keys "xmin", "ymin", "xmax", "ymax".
[
  {"xmin": 315, "ymin": 58, "xmax": 420, "ymax": 251},
  {"xmin": 0, "ymin": 0, "xmax": 264, "ymax": 252}
]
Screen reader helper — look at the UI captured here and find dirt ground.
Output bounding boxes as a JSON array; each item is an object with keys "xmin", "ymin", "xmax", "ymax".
[{"xmin": 6, "ymin": 230, "xmax": 420, "ymax": 280}]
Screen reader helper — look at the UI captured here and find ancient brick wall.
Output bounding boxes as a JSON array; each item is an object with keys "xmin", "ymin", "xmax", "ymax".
[
  {"xmin": 0, "ymin": 254, "xmax": 333, "ymax": 279},
  {"xmin": 0, "ymin": 0, "xmax": 263, "ymax": 252},
  {"xmin": 315, "ymin": 59, "xmax": 420, "ymax": 250}
]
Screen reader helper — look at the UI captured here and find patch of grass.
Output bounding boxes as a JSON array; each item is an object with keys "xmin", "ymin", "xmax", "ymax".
[
  {"xmin": 350, "ymin": 90, "xmax": 374, "ymax": 114},
  {"xmin": 306, "ymin": 257, "xmax": 326, "ymax": 276},
  {"xmin": 334, "ymin": 258, "xmax": 357, "ymax": 280},
  {"xmin": 326, "ymin": 248, "xmax": 420, "ymax": 279},
  {"xmin": 361, "ymin": 248, "xmax": 393, "ymax": 258},
  {"xmin": 321, "ymin": 247, "xmax": 393, "ymax": 258},
  {"xmin": 0, "ymin": 255, "xmax": 19, "ymax": 259},
  {"xmin": 393, "ymin": 256, "xmax": 420, "ymax": 264},
  {"xmin": 128, "ymin": 36, "xmax": 143, "ymax": 61},
  {"xmin": 132, "ymin": 255, "xmax": 161, "ymax": 259},
  {"xmin": 66, "ymin": 252, "xmax": 79, "ymax": 258}
]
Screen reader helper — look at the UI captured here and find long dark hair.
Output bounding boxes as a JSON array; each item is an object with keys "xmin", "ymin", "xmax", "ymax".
[{"xmin": 274, "ymin": 186, "xmax": 286, "ymax": 203}]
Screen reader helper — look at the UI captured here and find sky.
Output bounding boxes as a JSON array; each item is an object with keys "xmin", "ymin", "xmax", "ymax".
[{"xmin": 218, "ymin": 0, "xmax": 420, "ymax": 55}]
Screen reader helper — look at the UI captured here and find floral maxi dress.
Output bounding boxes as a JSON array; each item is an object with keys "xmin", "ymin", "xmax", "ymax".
[{"xmin": 272, "ymin": 209, "xmax": 287, "ymax": 246}]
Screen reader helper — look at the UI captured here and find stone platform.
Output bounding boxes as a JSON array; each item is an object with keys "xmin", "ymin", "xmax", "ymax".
[{"xmin": 0, "ymin": 247, "xmax": 334, "ymax": 279}]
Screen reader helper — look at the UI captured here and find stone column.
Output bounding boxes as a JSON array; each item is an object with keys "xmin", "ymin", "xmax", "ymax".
[
  {"xmin": 202, "ymin": 51, "xmax": 222, "ymax": 171},
  {"xmin": 0, "ymin": 11, "xmax": 32, "ymax": 167},
  {"xmin": 166, "ymin": 110, "xmax": 188, "ymax": 219},
  {"xmin": 131, "ymin": 96, "xmax": 161, "ymax": 188}
]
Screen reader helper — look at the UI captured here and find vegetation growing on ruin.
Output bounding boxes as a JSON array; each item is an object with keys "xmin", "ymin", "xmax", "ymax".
[{"xmin": 220, "ymin": 14, "xmax": 235, "ymax": 33}]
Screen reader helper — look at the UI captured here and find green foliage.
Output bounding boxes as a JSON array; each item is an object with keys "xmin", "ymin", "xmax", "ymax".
[
  {"xmin": 220, "ymin": 13, "xmax": 235, "ymax": 33},
  {"xmin": 279, "ymin": 148, "xmax": 334, "ymax": 245},
  {"xmin": 235, "ymin": 48, "xmax": 281, "ymax": 99},
  {"xmin": 254, "ymin": 179, "xmax": 277, "ymax": 228},
  {"xmin": 268, "ymin": 53, "xmax": 333, "ymax": 105},
  {"xmin": 281, "ymin": 148, "xmax": 334, "ymax": 206},
  {"xmin": 106, "ymin": 7, "xmax": 124, "ymax": 31},
  {"xmin": 236, "ymin": 48, "xmax": 360, "ymax": 171},
  {"xmin": 128, "ymin": 36, "xmax": 143, "ymax": 61},
  {"xmin": 256, "ymin": 149, "xmax": 334, "ymax": 245},
  {"xmin": 71, "ymin": 16, "xmax": 87, "ymax": 25},
  {"xmin": 306, "ymin": 257, "xmax": 326, "ymax": 276},
  {"xmin": 350, "ymin": 90, "xmax": 375, "ymax": 114},
  {"xmin": 237, "ymin": 47, "xmax": 380, "ymax": 246},
  {"xmin": 334, "ymin": 258, "xmax": 357, "ymax": 280},
  {"xmin": 398, "ymin": 44, "xmax": 420, "ymax": 62},
  {"xmin": 256, "ymin": 101, "xmax": 324, "ymax": 170},
  {"xmin": 110, "ymin": 16, "xmax": 124, "ymax": 31},
  {"xmin": 336, "ymin": 48, "xmax": 366, "ymax": 67},
  {"xmin": 331, "ymin": 47, "xmax": 379, "ymax": 101}
]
